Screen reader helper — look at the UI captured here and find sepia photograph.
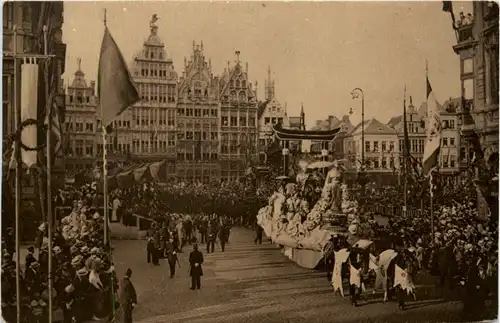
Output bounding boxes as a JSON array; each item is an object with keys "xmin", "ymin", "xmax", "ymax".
[{"xmin": 1, "ymin": 1, "xmax": 498, "ymax": 322}]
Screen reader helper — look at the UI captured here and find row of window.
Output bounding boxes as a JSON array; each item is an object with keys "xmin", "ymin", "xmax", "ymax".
[
  {"xmin": 67, "ymin": 122, "xmax": 94, "ymax": 132},
  {"xmin": 229, "ymin": 79, "xmax": 247, "ymax": 88},
  {"xmin": 441, "ymin": 137, "xmax": 457, "ymax": 147},
  {"xmin": 178, "ymin": 108, "xmax": 218, "ymax": 117},
  {"xmin": 398, "ymin": 139, "xmax": 425, "ymax": 154},
  {"xmin": 137, "ymin": 83, "xmax": 176, "ymax": 103},
  {"xmin": 263, "ymin": 117, "xmax": 284, "ymax": 125},
  {"xmin": 177, "ymin": 153, "xmax": 219, "ymax": 161},
  {"xmin": 220, "ymin": 146, "xmax": 256, "ymax": 154},
  {"xmin": 177, "ymin": 131, "xmax": 218, "ymax": 141},
  {"xmin": 441, "ymin": 155, "xmax": 458, "ymax": 168},
  {"xmin": 221, "ymin": 116, "xmax": 256, "ymax": 127},
  {"xmin": 68, "ymin": 95, "xmax": 91, "ymax": 105}
]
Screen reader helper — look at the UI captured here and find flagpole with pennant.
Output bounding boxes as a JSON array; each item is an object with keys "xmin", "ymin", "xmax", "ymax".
[
  {"xmin": 402, "ymin": 85, "xmax": 408, "ymax": 217},
  {"xmin": 8, "ymin": 23, "xmax": 56, "ymax": 322},
  {"xmin": 422, "ymin": 61, "xmax": 442, "ymax": 238},
  {"xmin": 98, "ymin": 9, "xmax": 140, "ymax": 318}
]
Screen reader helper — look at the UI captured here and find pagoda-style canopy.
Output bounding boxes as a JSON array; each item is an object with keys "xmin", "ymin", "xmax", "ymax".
[{"xmin": 272, "ymin": 124, "xmax": 341, "ymax": 141}]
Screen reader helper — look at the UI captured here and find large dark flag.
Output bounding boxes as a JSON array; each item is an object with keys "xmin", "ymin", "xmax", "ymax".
[{"xmin": 98, "ymin": 27, "xmax": 140, "ymax": 127}]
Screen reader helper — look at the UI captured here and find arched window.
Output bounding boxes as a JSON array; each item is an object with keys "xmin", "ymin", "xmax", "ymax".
[
  {"xmin": 238, "ymin": 91, "xmax": 246, "ymax": 102},
  {"xmin": 235, "ymin": 80, "xmax": 240, "ymax": 88},
  {"xmin": 230, "ymin": 80, "xmax": 234, "ymax": 87},
  {"xmin": 230, "ymin": 91, "xmax": 237, "ymax": 101},
  {"xmin": 242, "ymin": 80, "xmax": 246, "ymax": 88}
]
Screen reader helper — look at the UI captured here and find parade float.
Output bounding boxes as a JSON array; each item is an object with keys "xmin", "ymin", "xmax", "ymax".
[{"xmin": 256, "ymin": 124, "xmax": 364, "ymax": 268}]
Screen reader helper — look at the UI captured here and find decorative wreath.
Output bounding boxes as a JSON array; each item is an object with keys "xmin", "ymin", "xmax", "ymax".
[{"xmin": 17, "ymin": 118, "xmax": 47, "ymax": 151}]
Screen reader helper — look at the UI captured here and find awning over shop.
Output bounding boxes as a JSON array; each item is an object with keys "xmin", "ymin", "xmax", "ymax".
[{"xmin": 272, "ymin": 124, "xmax": 341, "ymax": 141}]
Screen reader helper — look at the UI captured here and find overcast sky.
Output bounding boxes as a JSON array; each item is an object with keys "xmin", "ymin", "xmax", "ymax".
[{"xmin": 62, "ymin": 1, "xmax": 473, "ymax": 128}]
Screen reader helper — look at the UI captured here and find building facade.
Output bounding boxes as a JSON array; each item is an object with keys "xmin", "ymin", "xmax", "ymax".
[
  {"xmin": 450, "ymin": 2, "xmax": 498, "ymax": 218},
  {"xmin": 258, "ymin": 67, "xmax": 290, "ymax": 164},
  {"xmin": 388, "ymin": 99, "xmax": 426, "ymax": 172},
  {"xmin": 122, "ymin": 19, "xmax": 178, "ymax": 178},
  {"xmin": 64, "ymin": 59, "xmax": 98, "ymax": 172},
  {"xmin": 344, "ymin": 118, "xmax": 400, "ymax": 183},
  {"xmin": 437, "ymin": 98, "xmax": 463, "ymax": 174},
  {"xmin": 176, "ymin": 42, "xmax": 220, "ymax": 183},
  {"xmin": 218, "ymin": 51, "xmax": 259, "ymax": 182},
  {"xmin": 309, "ymin": 115, "xmax": 353, "ymax": 161},
  {"xmin": 73, "ymin": 18, "xmax": 259, "ymax": 183}
]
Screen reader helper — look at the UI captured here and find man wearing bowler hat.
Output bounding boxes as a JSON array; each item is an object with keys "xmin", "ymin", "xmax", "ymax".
[{"xmin": 189, "ymin": 244, "xmax": 204, "ymax": 290}]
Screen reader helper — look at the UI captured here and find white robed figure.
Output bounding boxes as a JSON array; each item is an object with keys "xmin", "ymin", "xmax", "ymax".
[{"xmin": 111, "ymin": 195, "xmax": 121, "ymax": 222}]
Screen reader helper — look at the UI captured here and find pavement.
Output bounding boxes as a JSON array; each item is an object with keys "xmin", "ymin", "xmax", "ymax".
[{"xmin": 105, "ymin": 228, "xmax": 471, "ymax": 323}]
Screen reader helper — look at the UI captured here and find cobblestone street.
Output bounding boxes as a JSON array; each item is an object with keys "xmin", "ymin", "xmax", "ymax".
[{"xmin": 110, "ymin": 228, "xmax": 465, "ymax": 323}]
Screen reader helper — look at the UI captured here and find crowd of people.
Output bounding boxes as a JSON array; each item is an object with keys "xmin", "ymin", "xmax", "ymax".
[
  {"xmin": 2, "ymin": 183, "xmax": 119, "ymax": 323},
  {"xmin": 339, "ymin": 172, "xmax": 498, "ymax": 317}
]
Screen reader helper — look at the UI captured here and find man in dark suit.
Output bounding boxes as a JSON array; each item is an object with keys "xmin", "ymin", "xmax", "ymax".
[
  {"xmin": 25, "ymin": 246, "xmax": 37, "ymax": 272},
  {"xmin": 120, "ymin": 268, "xmax": 137, "ymax": 323},
  {"xmin": 167, "ymin": 241, "xmax": 181, "ymax": 278},
  {"xmin": 189, "ymin": 244, "xmax": 204, "ymax": 290}
]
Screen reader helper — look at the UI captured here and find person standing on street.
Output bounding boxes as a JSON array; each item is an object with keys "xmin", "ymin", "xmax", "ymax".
[
  {"xmin": 206, "ymin": 221, "xmax": 217, "ymax": 254},
  {"xmin": 255, "ymin": 223, "xmax": 263, "ymax": 244},
  {"xmin": 189, "ymin": 244, "xmax": 204, "ymax": 290},
  {"xmin": 219, "ymin": 221, "xmax": 230, "ymax": 252},
  {"xmin": 120, "ymin": 268, "xmax": 137, "ymax": 323},
  {"xmin": 146, "ymin": 237, "xmax": 155, "ymax": 264},
  {"xmin": 167, "ymin": 243, "xmax": 181, "ymax": 278}
]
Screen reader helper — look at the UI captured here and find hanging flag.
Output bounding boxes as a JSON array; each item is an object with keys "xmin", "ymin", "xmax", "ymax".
[
  {"xmin": 98, "ymin": 26, "xmax": 140, "ymax": 126},
  {"xmin": 422, "ymin": 77, "xmax": 442, "ymax": 177},
  {"xmin": 393, "ymin": 264, "xmax": 415, "ymax": 295},
  {"xmin": 331, "ymin": 249, "xmax": 350, "ymax": 297},
  {"xmin": 349, "ymin": 262, "xmax": 361, "ymax": 288},
  {"xmin": 44, "ymin": 101, "xmax": 63, "ymax": 157}
]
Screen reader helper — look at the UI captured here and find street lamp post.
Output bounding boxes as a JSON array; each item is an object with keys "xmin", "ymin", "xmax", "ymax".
[
  {"xmin": 350, "ymin": 88, "xmax": 367, "ymax": 204},
  {"xmin": 350, "ymin": 88, "xmax": 365, "ymax": 170}
]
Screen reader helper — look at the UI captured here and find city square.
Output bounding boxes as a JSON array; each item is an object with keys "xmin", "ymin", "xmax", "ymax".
[{"xmin": 1, "ymin": 1, "xmax": 498, "ymax": 323}]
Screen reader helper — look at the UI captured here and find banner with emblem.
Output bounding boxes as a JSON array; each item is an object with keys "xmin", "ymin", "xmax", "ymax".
[
  {"xmin": 393, "ymin": 264, "xmax": 415, "ymax": 294},
  {"xmin": 331, "ymin": 248, "xmax": 349, "ymax": 296}
]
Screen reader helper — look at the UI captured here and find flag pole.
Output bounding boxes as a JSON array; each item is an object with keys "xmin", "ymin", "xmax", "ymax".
[
  {"xmin": 43, "ymin": 25, "xmax": 54, "ymax": 323},
  {"xmin": 102, "ymin": 8, "xmax": 109, "ymax": 249},
  {"xmin": 430, "ymin": 170, "xmax": 434, "ymax": 238},
  {"xmin": 102, "ymin": 125, "xmax": 109, "ymax": 246},
  {"xmin": 426, "ymin": 60, "xmax": 434, "ymax": 239},
  {"xmin": 13, "ymin": 25, "xmax": 22, "ymax": 323},
  {"xmin": 402, "ymin": 85, "xmax": 408, "ymax": 217},
  {"xmin": 101, "ymin": 9, "xmax": 116, "ymax": 318}
]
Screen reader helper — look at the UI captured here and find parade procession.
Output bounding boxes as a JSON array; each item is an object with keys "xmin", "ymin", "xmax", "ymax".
[{"xmin": 1, "ymin": 1, "xmax": 499, "ymax": 323}]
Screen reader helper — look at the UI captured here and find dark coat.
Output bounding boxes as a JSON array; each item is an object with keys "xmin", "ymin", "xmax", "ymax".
[
  {"xmin": 189, "ymin": 250, "xmax": 204, "ymax": 277},
  {"xmin": 25, "ymin": 253, "xmax": 37, "ymax": 271},
  {"xmin": 119, "ymin": 277, "xmax": 137, "ymax": 307}
]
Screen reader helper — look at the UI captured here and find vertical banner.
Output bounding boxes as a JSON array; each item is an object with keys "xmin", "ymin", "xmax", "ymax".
[{"xmin": 20, "ymin": 59, "xmax": 39, "ymax": 168}]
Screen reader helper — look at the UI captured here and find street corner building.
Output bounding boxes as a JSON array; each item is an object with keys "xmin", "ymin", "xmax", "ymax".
[{"xmin": 447, "ymin": 1, "xmax": 499, "ymax": 219}]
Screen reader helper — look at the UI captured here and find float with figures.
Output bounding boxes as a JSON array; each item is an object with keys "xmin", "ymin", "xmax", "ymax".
[{"xmin": 256, "ymin": 124, "xmax": 365, "ymax": 268}]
